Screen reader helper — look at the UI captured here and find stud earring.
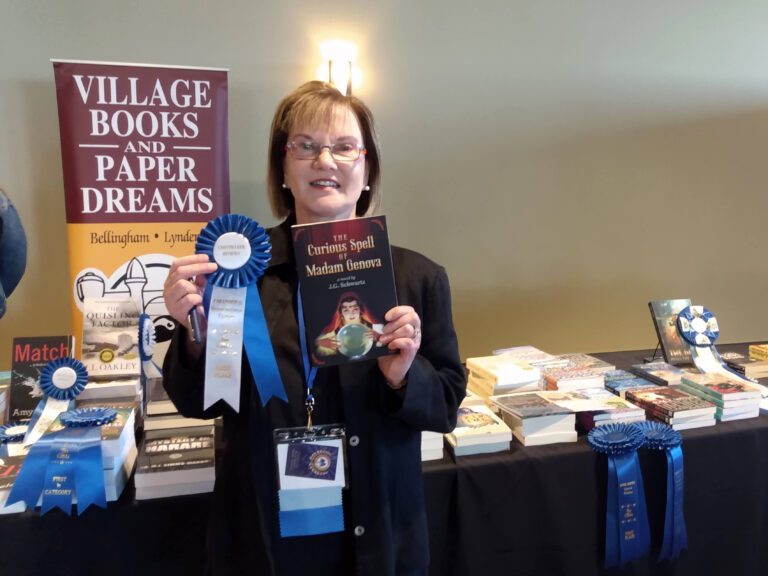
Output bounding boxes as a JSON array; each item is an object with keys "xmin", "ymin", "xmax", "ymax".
[
  {"xmin": 363, "ymin": 185, "xmax": 370, "ymax": 191},
  {"xmin": 282, "ymin": 183, "xmax": 288, "ymax": 189}
]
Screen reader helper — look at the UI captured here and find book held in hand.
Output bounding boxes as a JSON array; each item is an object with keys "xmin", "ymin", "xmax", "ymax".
[
  {"xmin": 81, "ymin": 297, "xmax": 141, "ymax": 379},
  {"xmin": 292, "ymin": 215, "xmax": 397, "ymax": 367}
]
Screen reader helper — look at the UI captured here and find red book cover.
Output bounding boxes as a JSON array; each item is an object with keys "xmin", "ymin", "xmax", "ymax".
[{"xmin": 292, "ymin": 216, "xmax": 397, "ymax": 367}]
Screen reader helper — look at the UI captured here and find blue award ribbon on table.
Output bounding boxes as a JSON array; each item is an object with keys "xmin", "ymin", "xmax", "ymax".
[
  {"xmin": 637, "ymin": 421, "xmax": 687, "ymax": 561},
  {"xmin": 0, "ymin": 422, "xmax": 28, "ymax": 457},
  {"xmin": 6, "ymin": 358, "xmax": 111, "ymax": 515},
  {"xmin": 588, "ymin": 422, "xmax": 650, "ymax": 568},
  {"xmin": 23, "ymin": 357, "xmax": 87, "ymax": 447},
  {"xmin": 195, "ymin": 214, "xmax": 286, "ymax": 410},
  {"xmin": 138, "ymin": 313, "xmax": 162, "ymax": 379},
  {"xmin": 676, "ymin": 305, "xmax": 767, "ymax": 393}
]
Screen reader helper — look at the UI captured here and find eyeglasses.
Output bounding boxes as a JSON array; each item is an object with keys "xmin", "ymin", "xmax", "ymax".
[{"xmin": 286, "ymin": 138, "xmax": 367, "ymax": 162}]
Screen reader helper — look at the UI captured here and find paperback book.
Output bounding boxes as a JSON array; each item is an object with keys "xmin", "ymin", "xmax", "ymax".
[
  {"xmin": 81, "ymin": 297, "xmax": 141, "ymax": 379},
  {"xmin": 630, "ymin": 361, "xmax": 686, "ymax": 386},
  {"xmin": 625, "ymin": 386, "xmax": 716, "ymax": 421},
  {"xmin": 445, "ymin": 404, "xmax": 512, "ymax": 456},
  {"xmin": 648, "ymin": 299, "xmax": 693, "ymax": 365},
  {"xmin": 292, "ymin": 215, "xmax": 397, "ymax": 367},
  {"xmin": 8, "ymin": 335, "xmax": 75, "ymax": 421},
  {"xmin": 0, "ymin": 455, "xmax": 27, "ymax": 514}
]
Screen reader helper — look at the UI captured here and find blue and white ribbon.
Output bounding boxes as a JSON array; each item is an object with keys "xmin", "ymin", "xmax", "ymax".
[
  {"xmin": 7, "ymin": 407, "xmax": 110, "ymax": 516},
  {"xmin": 24, "ymin": 357, "xmax": 88, "ymax": 446},
  {"xmin": 0, "ymin": 422, "xmax": 28, "ymax": 458},
  {"xmin": 138, "ymin": 313, "xmax": 162, "ymax": 379},
  {"xmin": 677, "ymin": 305, "xmax": 719, "ymax": 347},
  {"xmin": 637, "ymin": 421, "xmax": 687, "ymax": 561},
  {"xmin": 588, "ymin": 422, "xmax": 650, "ymax": 568},
  {"xmin": 196, "ymin": 214, "xmax": 286, "ymax": 410}
]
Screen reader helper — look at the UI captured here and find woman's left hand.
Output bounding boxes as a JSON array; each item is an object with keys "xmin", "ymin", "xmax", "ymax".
[{"xmin": 377, "ymin": 306, "xmax": 422, "ymax": 389}]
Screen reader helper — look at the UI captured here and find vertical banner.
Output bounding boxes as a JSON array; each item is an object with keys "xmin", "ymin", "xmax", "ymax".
[{"xmin": 52, "ymin": 60, "xmax": 230, "ymax": 362}]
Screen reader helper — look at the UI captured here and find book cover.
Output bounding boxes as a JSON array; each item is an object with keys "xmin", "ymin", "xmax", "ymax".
[
  {"xmin": 491, "ymin": 345, "xmax": 569, "ymax": 369},
  {"xmin": 556, "ymin": 353, "xmax": 615, "ymax": 372},
  {"xmin": 630, "ymin": 361, "xmax": 686, "ymax": 385},
  {"xmin": 489, "ymin": 392, "xmax": 573, "ymax": 419},
  {"xmin": 292, "ymin": 215, "xmax": 397, "ymax": 367},
  {"xmin": 8, "ymin": 335, "xmax": 75, "ymax": 421},
  {"xmin": 0, "ymin": 455, "xmax": 27, "ymax": 514},
  {"xmin": 81, "ymin": 297, "xmax": 141, "ymax": 379},
  {"xmin": 626, "ymin": 386, "xmax": 715, "ymax": 417},
  {"xmin": 648, "ymin": 299, "xmax": 693, "ymax": 365},
  {"xmin": 680, "ymin": 373, "xmax": 763, "ymax": 401},
  {"xmin": 136, "ymin": 427, "xmax": 216, "ymax": 486},
  {"xmin": 449, "ymin": 404, "xmax": 512, "ymax": 444}
]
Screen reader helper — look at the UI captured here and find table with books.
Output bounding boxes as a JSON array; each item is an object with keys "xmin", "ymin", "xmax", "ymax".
[{"xmin": 1, "ymin": 345, "xmax": 768, "ymax": 576}]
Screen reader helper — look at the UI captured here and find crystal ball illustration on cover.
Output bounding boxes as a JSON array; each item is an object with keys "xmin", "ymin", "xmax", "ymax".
[{"xmin": 337, "ymin": 324, "xmax": 372, "ymax": 358}]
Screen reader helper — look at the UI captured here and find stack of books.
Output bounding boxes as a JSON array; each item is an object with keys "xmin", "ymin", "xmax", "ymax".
[
  {"xmin": 491, "ymin": 345, "xmax": 569, "ymax": 370},
  {"xmin": 445, "ymin": 404, "xmax": 512, "ymax": 457},
  {"xmin": 603, "ymin": 370, "xmax": 658, "ymax": 398},
  {"xmin": 489, "ymin": 392, "xmax": 576, "ymax": 446},
  {"xmin": 556, "ymin": 353, "xmax": 616, "ymax": 373},
  {"xmin": 626, "ymin": 386, "xmax": 716, "ymax": 431},
  {"xmin": 720, "ymin": 352, "xmax": 768, "ymax": 380},
  {"xmin": 421, "ymin": 431, "xmax": 444, "ymax": 462},
  {"xmin": 748, "ymin": 343, "xmax": 768, "ymax": 361},
  {"xmin": 144, "ymin": 376, "xmax": 215, "ymax": 432},
  {"xmin": 542, "ymin": 367, "xmax": 605, "ymax": 392},
  {"xmin": 465, "ymin": 355, "xmax": 541, "ymax": 398},
  {"xmin": 556, "ymin": 388, "xmax": 646, "ymax": 431},
  {"xmin": 680, "ymin": 373, "xmax": 762, "ymax": 422},
  {"xmin": 134, "ymin": 424, "xmax": 216, "ymax": 500},
  {"xmin": 630, "ymin": 361, "xmax": 687, "ymax": 386},
  {"xmin": 47, "ymin": 404, "xmax": 138, "ymax": 502}
]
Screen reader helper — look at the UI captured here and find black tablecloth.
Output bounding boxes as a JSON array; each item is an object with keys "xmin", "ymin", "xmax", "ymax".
[{"xmin": 2, "ymin": 346, "xmax": 767, "ymax": 576}]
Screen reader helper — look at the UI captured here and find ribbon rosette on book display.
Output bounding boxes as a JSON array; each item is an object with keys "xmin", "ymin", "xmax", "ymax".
[
  {"xmin": 676, "ymin": 305, "xmax": 768, "ymax": 396},
  {"xmin": 636, "ymin": 421, "xmax": 687, "ymax": 561},
  {"xmin": 196, "ymin": 214, "xmax": 286, "ymax": 410},
  {"xmin": 23, "ymin": 357, "xmax": 88, "ymax": 447},
  {"xmin": 138, "ymin": 313, "xmax": 162, "ymax": 379},
  {"xmin": 588, "ymin": 422, "xmax": 650, "ymax": 567},
  {"xmin": 0, "ymin": 423, "xmax": 28, "ymax": 457},
  {"xmin": 6, "ymin": 358, "xmax": 114, "ymax": 515}
]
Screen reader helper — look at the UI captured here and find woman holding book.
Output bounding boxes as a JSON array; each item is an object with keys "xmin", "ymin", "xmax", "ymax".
[{"xmin": 162, "ymin": 81, "xmax": 465, "ymax": 576}]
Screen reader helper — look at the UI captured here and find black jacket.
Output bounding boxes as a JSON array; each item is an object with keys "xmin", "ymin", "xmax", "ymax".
[{"xmin": 163, "ymin": 219, "xmax": 465, "ymax": 575}]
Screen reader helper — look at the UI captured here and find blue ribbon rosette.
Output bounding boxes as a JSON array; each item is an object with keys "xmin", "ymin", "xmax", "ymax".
[
  {"xmin": 0, "ymin": 422, "xmax": 28, "ymax": 457},
  {"xmin": 195, "ymin": 214, "xmax": 286, "ymax": 410},
  {"xmin": 677, "ymin": 305, "xmax": 719, "ymax": 347},
  {"xmin": 637, "ymin": 421, "xmax": 687, "ymax": 561},
  {"xmin": 7, "ymin": 358, "xmax": 110, "ymax": 515},
  {"xmin": 138, "ymin": 313, "xmax": 163, "ymax": 379},
  {"xmin": 588, "ymin": 422, "xmax": 650, "ymax": 567},
  {"xmin": 24, "ymin": 357, "xmax": 88, "ymax": 446}
]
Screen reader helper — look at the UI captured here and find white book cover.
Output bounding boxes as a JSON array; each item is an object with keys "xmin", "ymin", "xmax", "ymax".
[
  {"xmin": 466, "ymin": 355, "xmax": 541, "ymax": 387},
  {"xmin": 491, "ymin": 345, "xmax": 569, "ymax": 368},
  {"xmin": 516, "ymin": 429, "xmax": 578, "ymax": 447},
  {"xmin": 81, "ymin": 297, "xmax": 141, "ymax": 379},
  {"xmin": 447, "ymin": 404, "xmax": 512, "ymax": 447}
]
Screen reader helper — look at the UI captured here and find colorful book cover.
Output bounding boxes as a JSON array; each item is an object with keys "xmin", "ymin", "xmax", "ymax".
[
  {"xmin": 52, "ymin": 60, "xmax": 230, "ymax": 365},
  {"xmin": 490, "ymin": 392, "xmax": 573, "ymax": 419},
  {"xmin": 626, "ymin": 386, "xmax": 715, "ymax": 417},
  {"xmin": 680, "ymin": 373, "xmax": 763, "ymax": 401},
  {"xmin": 648, "ymin": 299, "xmax": 693, "ymax": 365},
  {"xmin": 8, "ymin": 335, "xmax": 74, "ymax": 421},
  {"xmin": 81, "ymin": 297, "xmax": 141, "ymax": 379},
  {"xmin": 292, "ymin": 215, "xmax": 397, "ymax": 366},
  {"xmin": 556, "ymin": 353, "xmax": 615, "ymax": 372}
]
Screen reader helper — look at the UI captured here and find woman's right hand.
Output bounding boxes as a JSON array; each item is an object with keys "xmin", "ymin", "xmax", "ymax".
[{"xmin": 163, "ymin": 254, "xmax": 218, "ymax": 330}]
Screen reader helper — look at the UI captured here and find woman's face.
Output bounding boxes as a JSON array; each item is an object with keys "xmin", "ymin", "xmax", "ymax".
[
  {"xmin": 284, "ymin": 106, "xmax": 368, "ymax": 224},
  {"xmin": 340, "ymin": 300, "xmax": 362, "ymax": 324}
]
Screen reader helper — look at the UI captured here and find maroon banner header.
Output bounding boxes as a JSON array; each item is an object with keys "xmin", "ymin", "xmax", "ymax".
[{"xmin": 54, "ymin": 61, "xmax": 230, "ymax": 223}]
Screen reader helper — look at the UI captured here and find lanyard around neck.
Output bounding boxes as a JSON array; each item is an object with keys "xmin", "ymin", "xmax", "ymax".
[{"xmin": 297, "ymin": 286, "xmax": 318, "ymax": 428}]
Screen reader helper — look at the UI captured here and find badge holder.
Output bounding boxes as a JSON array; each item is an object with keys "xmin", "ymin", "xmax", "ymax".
[{"xmin": 273, "ymin": 424, "xmax": 348, "ymax": 537}]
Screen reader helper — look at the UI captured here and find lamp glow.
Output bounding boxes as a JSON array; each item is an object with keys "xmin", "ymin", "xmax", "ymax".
[{"xmin": 317, "ymin": 40, "xmax": 362, "ymax": 95}]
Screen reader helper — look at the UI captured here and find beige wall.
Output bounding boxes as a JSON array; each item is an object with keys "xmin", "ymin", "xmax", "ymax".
[{"xmin": 2, "ymin": 0, "xmax": 768, "ymax": 369}]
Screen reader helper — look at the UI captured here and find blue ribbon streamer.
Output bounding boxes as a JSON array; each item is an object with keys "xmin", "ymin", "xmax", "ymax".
[
  {"xmin": 659, "ymin": 445, "xmax": 688, "ymax": 560},
  {"xmin": 243, "ymin": 284, "xmax": 286, "ymax": 404},
  {"xmin": 196, "ymin": 214, "xmax": 287, "ymax": 406},
  {"xmin": 7, "ymin": 424, "xmax": 106, "ymax": 516},
  {"xmin": 589, "ymin": 423, "xmax": 650, "ymax": 568}
]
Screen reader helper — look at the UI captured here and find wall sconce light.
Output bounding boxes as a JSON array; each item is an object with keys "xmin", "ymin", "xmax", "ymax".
[{"xmin": 317, "ymin": 40, "xmax": 361, "ymax": 95}]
